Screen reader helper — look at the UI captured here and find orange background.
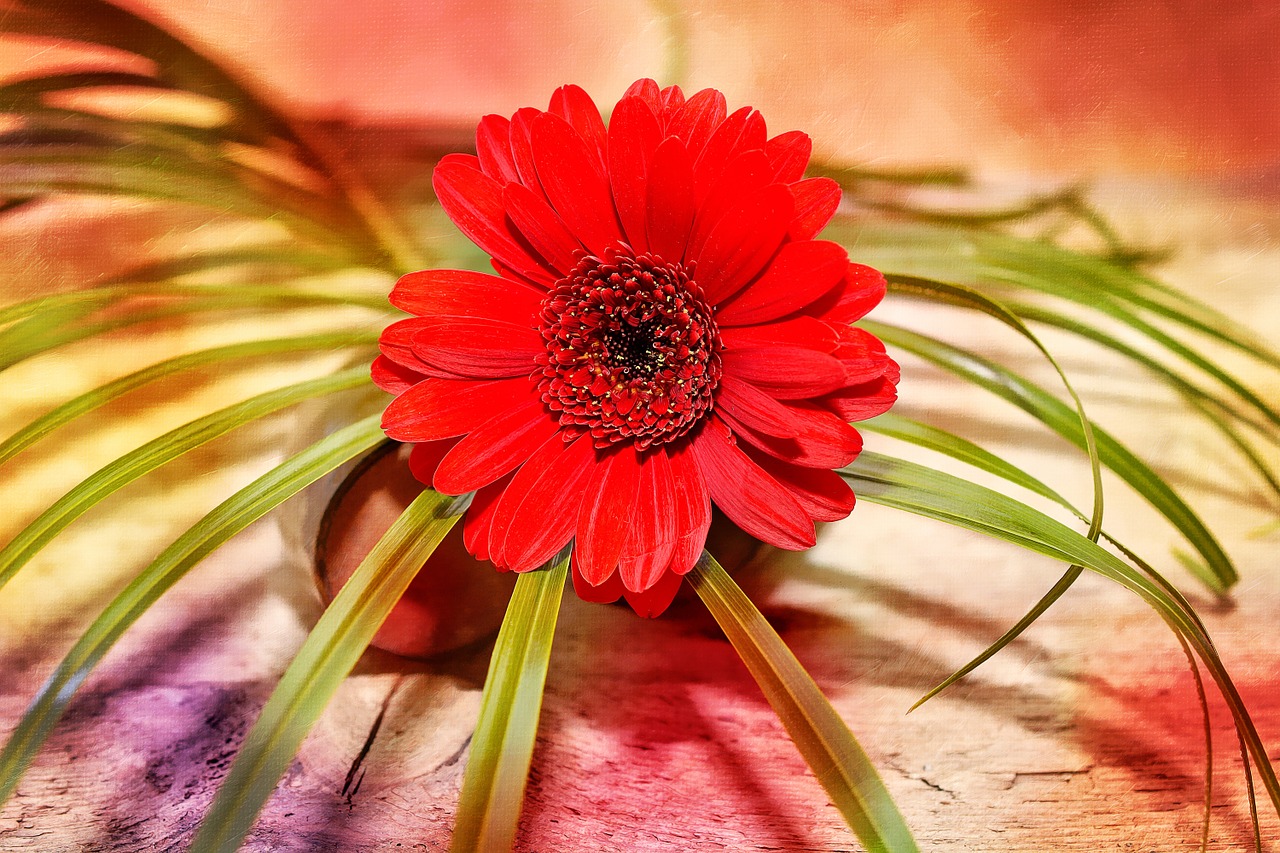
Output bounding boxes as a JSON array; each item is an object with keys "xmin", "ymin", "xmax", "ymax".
[{"xmin": 95, "ymin": 0, "xmax": 1280, "ymax": 178}]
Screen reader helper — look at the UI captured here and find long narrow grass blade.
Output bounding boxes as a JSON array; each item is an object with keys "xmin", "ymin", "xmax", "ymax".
[
  {"xmin": 847, "ymin": 221, "xmax": 1280, "ymax": 371},
  {"xmin": 0, "ymin": 331, "xmax": 377, "ymax": 463},
  {"xmin": 0, "ymin": 416, "xmax": 386, "ymax": 807},
  {"xmin": 909, "ymin": 566, "xmax": 1082, "ymax": 712},
  {"xmin": 0, "ymin": 70, "xmax": 177, "ymax": 108},
  {"xmin": 861, "ymin": 413, "xmax": 1073, "ymax": 510},
  {"xmin": 860, "ymin": 413, "xmax": 1086, "ymax": 709},
  {"xmin": 1, "ymin": 1, "xmax": 414, "ymax": 269},
  {"xmin": 1010, "ymin": 300, "xmax": 1279, "ymax": 438},
  {"xmin": 841, "ymin": 451, "xmax": 1280, "ymax": 816},
  {"xmin": 881, "ymin": 274, "xmax": 1103, "ymax": 540},
  {"xmin": 105, "ymin": 245, "xmax": 363, "ymax": 285},
  {"xmin": 870, "ymin": 277, "xmax": 1108, "ymax": 714},
  {"xmin": 0, "ymin": 0, "xmax": 299, "ymax": 145},
  {"xmin": 865, "ymin": 320, "xmax": 1237, "ymax": 590},
  {"xmin": 0, "ymin": 288, "xmax": 386, "ymax": 373},
  {"xmin": 1014, "ymin": 297, "xmax": 1280, "ymax": 432},
  {"xmin": 0, "ymin": 281, "xmax": 386, "ymax": 327},
  {"xmin": 450, "ymin": 551, "xmax": 568, "ymax": 853},
  {"xmin": 1171, "ymin": 629, "xmax": 1216, "ymax": 853},
  {"xmin": 0, "ymin": 366, "xmax": 371, "ymax": 591},
  {"xmin": 0, "ymin": 145, "xmax": 355, "ymax": 243},
  {"xmin": 686, "ymin": 553, "xmax": 919, "ymax": 853},
  {"xmin": 1009, "ymin": 300, "xmax": 1280, "ymax": 505},
  {"xmin": 189, "ymin": 487, "xmax": 468, "ymax": 853}
]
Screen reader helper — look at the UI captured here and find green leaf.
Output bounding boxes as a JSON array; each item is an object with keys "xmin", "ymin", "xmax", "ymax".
[
  {"xmin": 0, "ymin": 144, "xmax": 358, "ymax": 245},
  {"xmin": 450, "ymin": 551, "xmax": 568, "ymax": 853},
  {"xmin": 0, "ymin": 0, "xmax": 299, "ymax": 146},
  {"xmin": 0, "ymin": 281, "xmax": 386, "ymax": 328},
  {"xmin": 858, "ymin": 413, "xmax": 1086, "ymax": 709},
  {"xmin": 880, "ymin": 274, "xmax": 1103, "ymax": 541},
  {"xmin": 861, "ymin": 413, "xmax": 1074, "ymax": 511},
  {"xmin": 0, "ymin": 331, "xmax": 377, "ymax": 464},
  {"xmin": 0, "ymin": 287, "xmax": 387, "ymax": 372},
  {"xmin": 865, "ymin": 320, "xmax": 1237, "ymax": 590},
  {"xmin": 846, "ymin": 221, "xmax": 1280, "ymax": 372},
  {"xmin": 189, "ymin": 486, "xmax": 469, "ymax": 853},
  {"xmin": 866, "ymin": 277, "xmax": 1106, "ymax": 712},
  {"xmin": 0, "ymin": 416, "xmax": 387, "ymax": 807},
  {"xmin": 686, "ymin": 553, "xmax": 920, "ymax": 853},
  {"xmin": 0, "ymin": 70, "xmax": 179, "ymax": 109},
  {"xmin": 0, "ymin": 365, "xmax": 372, "ymax": 591},
  {"xmin": 104, "ymin": 244, "xmax": 364, "ymax": 285},
  {"xmin": 1006, "ymin": 300, "xmax": 1280, "ymax": 507},
  {"xmin": 841, "ymin": 451, "xmax": 1280, "ymax": 816}
]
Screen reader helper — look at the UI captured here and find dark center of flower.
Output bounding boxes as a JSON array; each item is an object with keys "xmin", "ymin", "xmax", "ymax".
[{"xmin": 536, "ymin": 250, "xmax": 722, "ymax": 449}]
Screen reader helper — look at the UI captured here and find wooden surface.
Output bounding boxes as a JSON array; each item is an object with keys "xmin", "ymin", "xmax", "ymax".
[{"xmin": 1, "ymin": 176, "xmax": 1279, "ymax": 851}]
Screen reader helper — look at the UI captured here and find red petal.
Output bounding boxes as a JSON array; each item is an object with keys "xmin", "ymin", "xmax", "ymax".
[
  {"xmin": 390, "ymin": 269, "xmax": 543, "ymax": 323},
  {"xmin": 433, "ymin": 157, "xmax": 554, "ymax": 283},
  {"xmin": 531, "ymin": 112, "xmax": 623, "ymax": 254},
  {"xmin": 618, "ymin": 450, "xmax": 678, "ymax": 593},
  {"xmin": 574, "ymin": 444, "xmax": 641, "ymax": 586},
  {"xmin": 411, "ymin": 317, "xmax": 542, "ymax": 378},
  {"xmin": 490, "ymin": 259, "xmax": 552, "ymax": 292},
  {"xmin": 715, "ymin": 240, "xmax": 850, "ymax": 325},
  {"xmin": 667, "ymin": 441, "xmax": 712, "ymax": 575},
  {"xmin": 476, "ymin": 114, "xmax": 520, "ymax": 184},
  {"xmin": 378, "ymin": 318, "xmax": 448, "ymax": 377},
  {"xmin": 502, "ymin": 181, "xmax": 583, "ymax": 274},
  {"xmin": 696, "ymin": 106, "xmax": 762, "ymax": 203},
  {"xmin": 833, "ymin": 325, "xmax": 894, "ymax": 384},
  {"xmin": 607, "ymin": 96, "xmax": 662, "ymax": 252},
  {"xmin": 508, "ymin": 108, "xmax": 547, "ymax": 199},
  {"xmin": 549, "ymin": 84, "xmax": 609, "ymax": 172},
  {"xmin": 720, "ymin": 400, "xmax": 863, "ymax": 469},
  {"xmin": 371, "ymin": 354, "xmax": 425, "ymax": 395},
  {"xmin": 813, "ymin": 263, "xmax": 888, "ymax": 324},
  {"xmin": 572, "ymin": 555, "xmax": 625, "ymax": 602},
  {"xmin": 688, "ymin": 417, "xmax": 815, "ymax": 550},
  {"xmin": 624, "ymin": 78, "xmax": 662, "ymax": 111},
  {"xmin": 621, "ymin": 569, "xmax": 684, "ymax": 618},
  {"xmin": 437, "ymin": 151, "xmax": 480, "ymax": 171},
  {"xmin": 659, "ymin": 84, "xmax": 686, "ymax": 115},
  {"xmin": 381, "ymin": 377, "xmax": 532, "ymax": 442},
  {"xmin": 407, "ymin": 439, "xmax": 457, "ymax": 487},
  {"xmin": 823, "ymin": 372, "xmax": 900, "ymax": 422},
  {"xmin": 433, "ymin": 399, "xmax": 560, "ymax": 494},
  {"xmin": 720, "ymin": 317, "xmax": 837, "ymax": 352},
  {"xmin": 490, "ymin": 431, "xmax": 595, "ymax": 571},
  {"xmin": 646, "ymin": 136, "xmax": 696, "ymax": 263},
  {"xmin": 715, "ymin": 374, "xmax": 801, "ymax": 438},
  {"xmin": 745, "ymin": 449, "xmax": 856, "ymax": 522},
  {"xmin": 686, "ymin": 149, "xmax": 775, "ymax": 262},
  {"xmin": 691, "ymin": 106, "xmax": 753, "ymax": 203},
  {"xmin": 667, "ymin": 87, "xmax": 728, "ymax": 160},
  {"xmin": 765, "ymin": 130, "xmax": 812, "ymax": 183},
  {"xmin": 789, "ymin": 177, "xmax": 842, "ymax": 240},
  {"xmin": 695, "ymin": 183, "xmax": 795, "ymax": 303},
  {"xmin": 721, "ymin": 346, "xmax": 846, "ymax": 398},
  {"xmin": 463, "ymin": 474, "xmax": 513, "ymax": 563}
]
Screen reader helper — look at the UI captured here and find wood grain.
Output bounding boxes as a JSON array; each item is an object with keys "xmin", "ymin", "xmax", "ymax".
[{"xmin": 1, "ymin": 149, "xmax": 1278, "ymax": 851}]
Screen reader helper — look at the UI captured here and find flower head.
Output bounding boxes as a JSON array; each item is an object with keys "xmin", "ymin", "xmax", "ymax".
[{"xmin": 373, "ymin": 79, "xmax": 899, "ymax": 617}]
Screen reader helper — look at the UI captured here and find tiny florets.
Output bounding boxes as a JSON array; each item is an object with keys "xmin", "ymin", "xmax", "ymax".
[{"xmin": 535, "ymin": 248, "xmax": 722, "ymax": 449}]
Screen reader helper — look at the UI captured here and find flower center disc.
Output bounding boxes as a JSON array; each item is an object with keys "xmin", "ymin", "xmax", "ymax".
[{"xmin": 536, "ymin": 250, "xmax": 722, "ymax": 449}]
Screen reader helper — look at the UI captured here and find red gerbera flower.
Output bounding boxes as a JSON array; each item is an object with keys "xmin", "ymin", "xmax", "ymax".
[{"xmin": 372, "ymin": 79, "xmax": 899, "ymax": 617}]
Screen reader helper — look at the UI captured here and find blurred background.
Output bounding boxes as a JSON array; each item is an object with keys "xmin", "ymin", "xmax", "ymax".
[
  {"xmin": 2, "ymin": 2, "xmax": 1279, "ymax": 850},
  {"xmin": 81, "ymin": 0, "xmax": 1280, "ymax": 180}
]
